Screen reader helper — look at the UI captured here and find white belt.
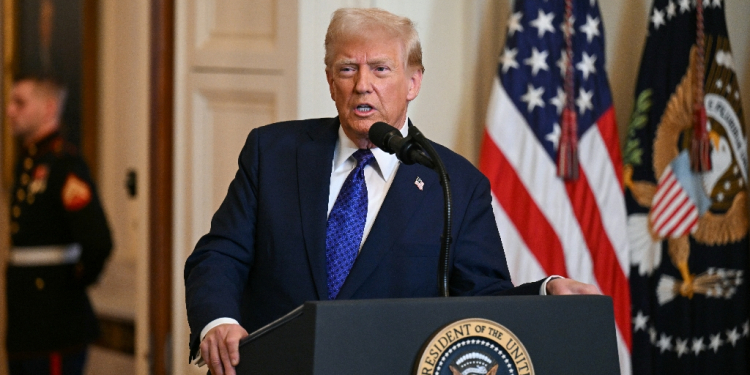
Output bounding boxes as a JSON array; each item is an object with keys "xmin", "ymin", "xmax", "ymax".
[{"xmin": 9, "ymin": 244, "xmax": 82, "ymax": 266}]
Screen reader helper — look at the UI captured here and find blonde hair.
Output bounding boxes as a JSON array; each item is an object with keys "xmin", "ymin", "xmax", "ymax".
[
  {"xmin": 324, "ymin": 8, "xmax": 424, "ymax": 73},
  {"xmin": 14, "ymin": 73, "xmax": 68, "ymax": 114}
]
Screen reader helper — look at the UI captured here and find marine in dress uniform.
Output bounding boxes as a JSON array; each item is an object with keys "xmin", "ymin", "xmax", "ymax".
[{"xmin": 5, "ymin": 76, "xmax": 112, "ymax": 375}]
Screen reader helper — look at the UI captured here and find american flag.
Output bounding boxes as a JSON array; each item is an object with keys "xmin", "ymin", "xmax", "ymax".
[
  {"xmin": 478, "ymin": 0, "xmax": 631, "ymax": 373},
  {"xmin": 651, "ymin": 151, "xmax": 711, "ymax": 238}
]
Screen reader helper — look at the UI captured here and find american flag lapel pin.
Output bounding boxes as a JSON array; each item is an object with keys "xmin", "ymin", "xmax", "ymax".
[{"xmin": 414, "ymin": 177, "xmax": 424, "ymax": 191}]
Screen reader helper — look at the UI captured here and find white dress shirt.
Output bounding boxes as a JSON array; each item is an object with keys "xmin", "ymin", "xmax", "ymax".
[{"xmin": 326, "ymin": 120, "xmax": 406, "ymax": 249}]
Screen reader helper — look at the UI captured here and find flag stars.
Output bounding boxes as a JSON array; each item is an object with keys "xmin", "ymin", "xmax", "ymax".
[
  {"xmin": 727, "ymin": 328, "xmax": 741, "ymax": 346},
  {"xmin": 716, "ymin": 50, "xmax": 734, "ymax": 69},
  {"xmin": 576, "ymin": 52, "xmax": 597, "ymax": 80},
  {"xmin": 521, "ymin": 84, "xmax": 545, "ymax": 112},
  {"xmin": 692, "ymin": 337, "xmax": 706, "ymax": 355},
  {"xmin": 679, "ymin": 0, "xmax": 691, "ymax": 12},
  {"xmin": 633, "ymin": 310, "xmax": 649, "ymax": 332},
  {"xmin": 743, "ymin": 321, "xmax": 749, "ymax": 337},
  {"xmin": 530, "ymin": 9, "xmax": 555, "ymax": 38},
  {"xmin": 657, "ymin": 333, "xmax": 673, "ymax": 353},
  {"xmin": 576, "ymin": 88, "xmax": 594, "ymax": 114},
  {"xmin": 709, "ymin": 333, "xmax": 723, "ymax": 353},
  {"xmin": 546, "ymin": 123, "xmax": 561, "ymax": 150},
  {"xmin": 716, "ymin": 79, "xmax": 723, "ymax": 89},
  {"xmin": 649, "ymin": 327, "xmax": 658, "ymax": 344},
  {"xmin": 666, "ymin": 1, "xmax": 677, "ymax": 19},
  {"xmin": 651, "ymin": 8, "xmax": 666, "ymax": 30},
  {"xmin": 524, "ymin": 47, "xmax": 550, "ymax": 76},
  {"xmin": 551, "ymin": 87, "xmax": 566, "ymax": 115},
  {"xmin": 500, "ymin": 48, "xmax": 519, "ymax": 73},
  {"xmin": 712, "ymin": 0, "xmax": 722, "ymax": 8},
  {"xmin": 508, "ymin": 12, "xmax": 524, "ymax": 37},
  {"xmin": 675, "ymin": 338, "xmax": 689, "ymax": 357},
  {"xmin": 580, "ymin": 15, "xmax": 600, "ymax": 43}
]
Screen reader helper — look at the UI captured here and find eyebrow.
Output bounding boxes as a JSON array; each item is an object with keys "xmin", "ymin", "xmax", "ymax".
[{"xmin": 334, "ymin": 57, "xmax": 395, "ymax": 66}]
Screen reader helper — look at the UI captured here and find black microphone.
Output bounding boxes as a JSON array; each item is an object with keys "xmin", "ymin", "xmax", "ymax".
[
  {"xmin": 369, "ymin": 121, "xmax": 453, "ymax": 297},
  {"xmin": 369, "ymin": 122, "xmax": 435, "ymax": 169}
]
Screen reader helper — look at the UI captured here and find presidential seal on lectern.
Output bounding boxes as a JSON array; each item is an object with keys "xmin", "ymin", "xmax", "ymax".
[{"xmin": 415, "ymin": 318, "xmax": 534, "ymax": 375}]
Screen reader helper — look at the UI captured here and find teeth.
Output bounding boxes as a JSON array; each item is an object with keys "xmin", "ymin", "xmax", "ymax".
[{"xmin": 357, "ymin": 105, "xmax": 372, "ymax": 111}]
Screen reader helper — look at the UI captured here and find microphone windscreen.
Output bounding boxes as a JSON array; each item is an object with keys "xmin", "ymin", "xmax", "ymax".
[{"xmin": 368, "ymin": 122, "xmax": 399, "ymax": 153}]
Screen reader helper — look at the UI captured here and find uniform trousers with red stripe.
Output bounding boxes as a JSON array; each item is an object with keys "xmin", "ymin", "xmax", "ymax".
[{"xmin": 8, "ymin": 347, "xmax": 87, "ymax": 375}]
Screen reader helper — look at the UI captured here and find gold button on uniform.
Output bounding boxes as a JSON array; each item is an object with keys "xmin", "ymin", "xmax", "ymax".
[
  {"xmin": 24, "ymin": 158, "xmax": 33, "ymax": 170},
  {"xmin": 20, "ymin": 174, "xmax": 30, "ymax": 185},
  {"xmin": 35, "ymin": 278, "xmax": 45, "ymax": 290},
  {"xmin": 16, "ymin": 189, "xmax": 26, "ymax": 201},
  {"xmin": 12, "ymin": 206, "xmax": 20, "ymax": 218}
]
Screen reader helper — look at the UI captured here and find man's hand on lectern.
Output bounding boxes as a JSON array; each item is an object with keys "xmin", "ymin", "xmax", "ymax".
[
  {"xmin": 546, "ymin": 278, "xmax": 601, "ymax": 295},
  {"xmin": 201, "ymin": 323, "xmax": 249, "ymax": 375}
]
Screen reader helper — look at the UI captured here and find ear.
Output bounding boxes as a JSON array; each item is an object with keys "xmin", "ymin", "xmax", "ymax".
[
  {"xmin": 406, "ymin": 68, "xmax": 423, "ymax": 102},
  {"xmin": 326, "ymin": 68, "xmax": 336, "ymax": 101},
  {"xmin": 43, "ymin": 96, "xmax": 59, "ymax": 122}
]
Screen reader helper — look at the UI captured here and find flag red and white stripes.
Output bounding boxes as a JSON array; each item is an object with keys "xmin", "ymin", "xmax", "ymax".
[
  {"xmin": 651, "ymin": 165, "xmax": 700, "ymax": 238},
  {"xmin": 480, "ymin": 78, "xmax": 632, "ymax": 374}
]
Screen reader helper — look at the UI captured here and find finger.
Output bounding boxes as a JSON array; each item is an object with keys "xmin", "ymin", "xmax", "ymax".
[
  {"xmin": 226, "ymin": 333, "xmax": 241, "ymax": 367},
  {"xmin": 563, "ymin": 280, "xmax": 600, "ymax": 295},
  {"xmin": 218, "ymin": 335, "xmax": 236, "ymax": 375},
  {"xmin": 208, "ymin": 336, "xmax": 224, "ymax": 375},
  {"xmin": 199, "ymin": 340, "xmax": 210, "ymax": 367},
  {"xmin": 581, "ymin": 283, "xmax": 601, "ymax": 295},
  {"xmin": 226, "ymin": 328, "xmax": 248, "ymax": 367}
]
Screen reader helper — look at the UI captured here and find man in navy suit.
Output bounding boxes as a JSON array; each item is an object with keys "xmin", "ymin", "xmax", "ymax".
[{"xmin": 184, "ymin": 7, "xmax": 598, "ymax": 375}]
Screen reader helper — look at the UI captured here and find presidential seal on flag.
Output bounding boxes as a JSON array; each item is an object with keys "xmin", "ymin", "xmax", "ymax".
[
  {"xmin": 624, "ymin": 1, "xmax": 749, "ymax": 373},
  {"xmin": 625, "ymin": 45, "xmax": 747, "ymax": 304}
]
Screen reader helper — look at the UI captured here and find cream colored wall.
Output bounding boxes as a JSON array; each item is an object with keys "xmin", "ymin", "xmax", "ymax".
[{"xmin": 91, "ymin": 0, "xmax": 150, "ymax": 374}]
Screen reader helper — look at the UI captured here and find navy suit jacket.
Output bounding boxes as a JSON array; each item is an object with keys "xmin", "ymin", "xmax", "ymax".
[{"xmin": 184, "ymin": 118, "xmax": 542, "ymax": 356}]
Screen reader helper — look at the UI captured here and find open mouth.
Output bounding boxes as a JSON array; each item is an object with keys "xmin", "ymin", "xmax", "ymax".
[{"xmin": 355, "ymin": 104, "xmax": 373, "ymax": 114}]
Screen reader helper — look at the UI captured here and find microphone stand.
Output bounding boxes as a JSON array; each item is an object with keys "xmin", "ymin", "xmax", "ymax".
[{"xmin": 408, "ymin": 126, "xmax": 452, "ymax": 297}]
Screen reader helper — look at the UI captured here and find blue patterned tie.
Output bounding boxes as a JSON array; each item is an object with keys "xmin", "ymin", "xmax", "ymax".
[{"xmin": 326, "ymin": 149, "xmax": 375, "ymax": 300}]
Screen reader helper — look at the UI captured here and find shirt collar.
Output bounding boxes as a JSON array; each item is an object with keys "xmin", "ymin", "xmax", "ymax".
[{"xmin": 333, "ymin": 118, "xmax": 408, "ymax": 181}]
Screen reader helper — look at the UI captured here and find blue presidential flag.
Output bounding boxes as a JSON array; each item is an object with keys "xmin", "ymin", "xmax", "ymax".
[{"xmin": 624, "ymin": 0, "xmax": 749, "ymax": 374}]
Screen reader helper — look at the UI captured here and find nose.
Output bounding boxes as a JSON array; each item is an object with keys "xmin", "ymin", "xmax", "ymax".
[{"xmin": 354, "ymin": 70, "xmax": 372, "ymax": 94}]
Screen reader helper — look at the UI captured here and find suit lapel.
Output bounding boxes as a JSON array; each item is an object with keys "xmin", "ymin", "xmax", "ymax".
[
  {"xmin": 336, "ymin": 161, "xmax": 438, "ymax": 299},
  {"xmin": 297, "ymin": 118, "xmax": 339, "ymax": 300}
]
